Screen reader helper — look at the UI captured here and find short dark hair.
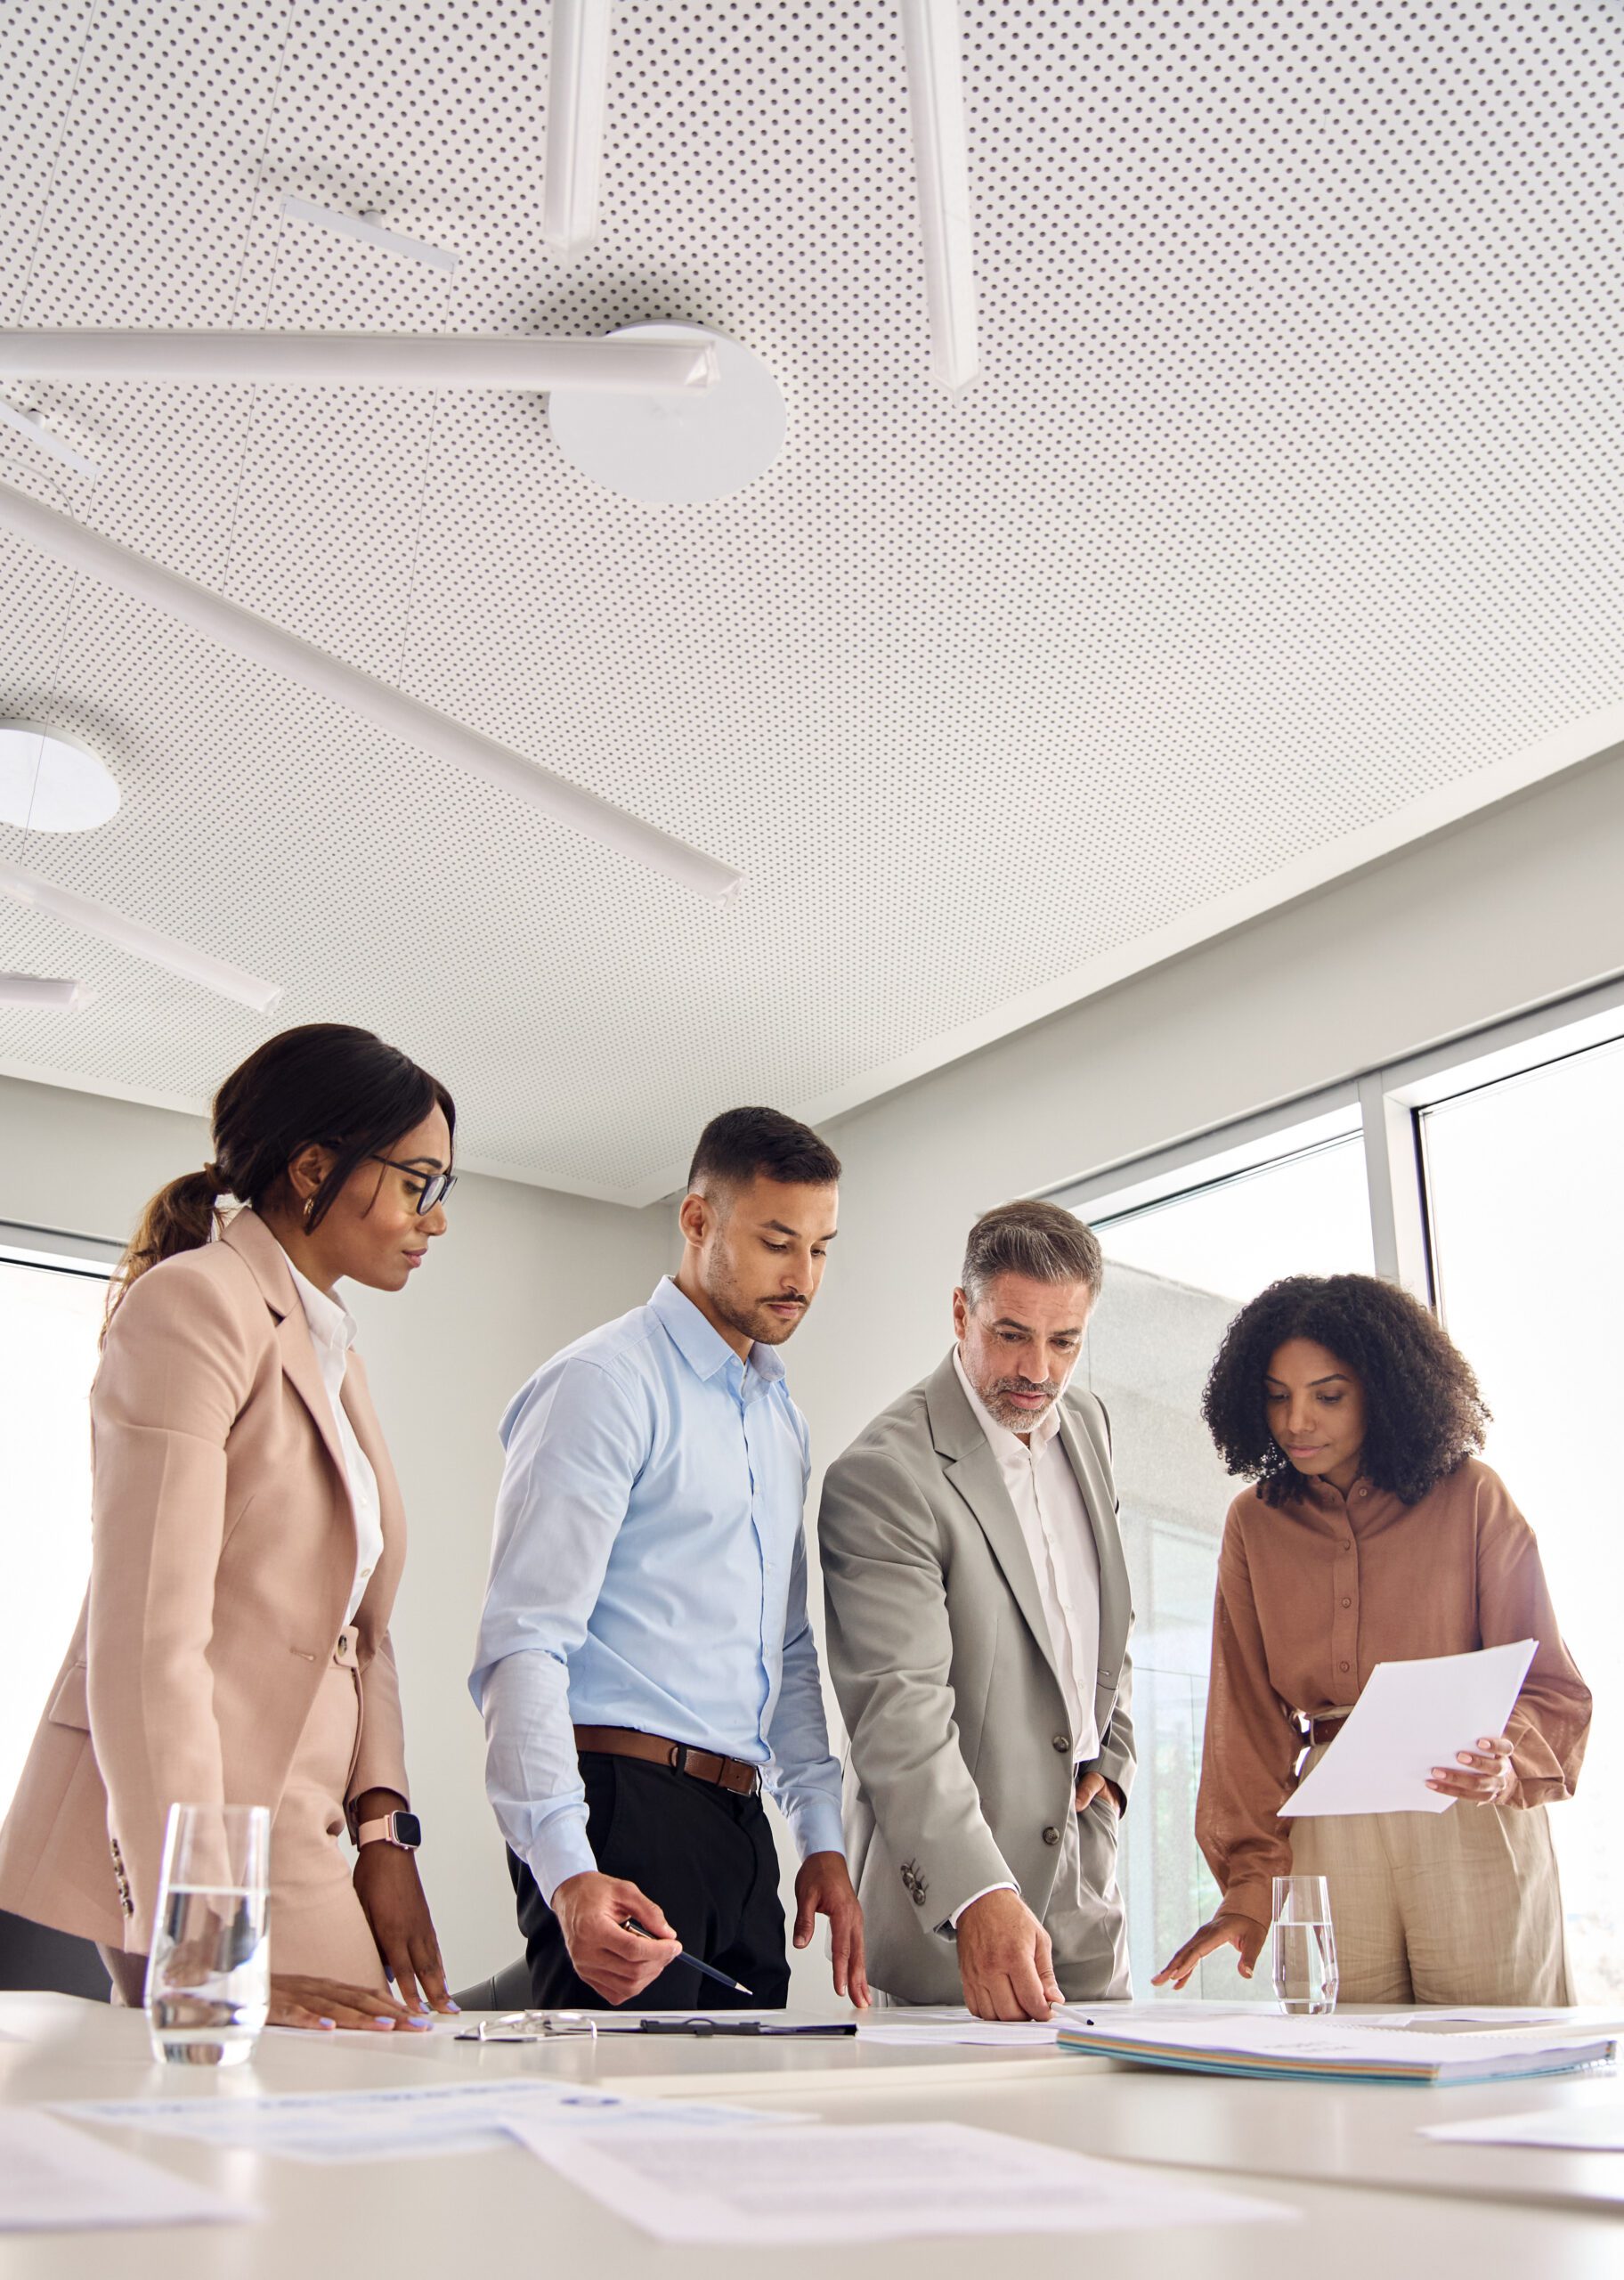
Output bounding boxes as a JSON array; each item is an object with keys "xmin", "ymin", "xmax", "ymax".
[
  {"xmin": 1202, "ymin": 1273, "xmax": 1490, "ymax": 1506},
  {"xmin": 687, "ymin": 1106, "xmax": 841, "ymax": 1195},
  {"xmin": 961, "ymin": 1199, "xmax": 1104, "ymax": 1304}
]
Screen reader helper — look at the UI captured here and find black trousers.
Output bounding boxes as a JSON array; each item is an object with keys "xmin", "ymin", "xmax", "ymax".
[{"xmin": 508, "ymin": 1752, "xmax": 792, "ymax": 2011}]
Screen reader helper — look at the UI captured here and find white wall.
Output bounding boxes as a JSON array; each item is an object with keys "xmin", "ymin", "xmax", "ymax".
[{"xmin": 0, "ymin": 1072, "xmax": 661, "ymax": 1984}]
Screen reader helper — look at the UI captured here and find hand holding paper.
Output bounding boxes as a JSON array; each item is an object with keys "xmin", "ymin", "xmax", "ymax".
[{"xmin": 1281, "ymin": 1641, "xmax": 1536, "ymax": 1819}]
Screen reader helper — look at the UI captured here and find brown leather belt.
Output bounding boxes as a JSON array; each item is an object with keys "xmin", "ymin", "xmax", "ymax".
[
  {"xmin": 1303, "ymin": 1710, "xmax": 1352, "ymax": 1749},
  {"xmin": 574, "ymin": 1723, "xmax": 762, "ymax": 1797}
]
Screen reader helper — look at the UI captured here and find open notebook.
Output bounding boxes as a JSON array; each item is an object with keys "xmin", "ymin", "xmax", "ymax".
[{"xmin": 1055, "ymin": 2011, "xmax": 1616, "ymax": 2086}]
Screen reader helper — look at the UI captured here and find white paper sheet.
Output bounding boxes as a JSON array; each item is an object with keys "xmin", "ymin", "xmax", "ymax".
[
  {"xmin": 1422, "ymin": 2104, "xmax": 1624, "ymax": 2150},
  {"xmin": 1279, "ymin": 1640, "xmax": 1537, "ymax": 1817},
  {"xmin": 857, "ymin": 2004, "xmax": 1059, "ymax": 2047},
  {"xmin": 513, "ymin": 2118, "xmax": 1293, "ymax": 2242},
  {"xmin": 0, "ymin": 2110, "xmax": 255, "ymax": 2232},
  {"xmin": 57, "ymin": 2079, "xmax": 808, "ymax": 2162}
]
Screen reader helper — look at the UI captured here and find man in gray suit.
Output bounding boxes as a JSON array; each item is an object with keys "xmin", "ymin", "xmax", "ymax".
[{"xmin": 819, "ymin": 1200, "xmax": 1133, "ymax": 2018}]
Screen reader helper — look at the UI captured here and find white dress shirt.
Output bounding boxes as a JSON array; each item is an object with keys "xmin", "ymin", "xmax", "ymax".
[
  {"xmin": 949, "ymin": 1348, "xmax": 1103, "ymax": 1926},
  {"xmin": 282, "ymin": 1253, "xmax": 384, "ymax": 1627}
]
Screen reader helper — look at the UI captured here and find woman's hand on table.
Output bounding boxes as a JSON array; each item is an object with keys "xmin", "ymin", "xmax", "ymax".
[
  {"xmin": 1151, "ymin": 1911, "xmax": 1269, "ymax": 1991},
  {"xmin": 1428, "ymin": 1730, "xmax": 1517, "ymax": 1805},
  {"xmin": 353, "ymin": 1842, "xmax": 458, "ymax": 2015},
  {"xmin": 267, "ymin": 1975, "xmax": 435, "ymax": 2032}
]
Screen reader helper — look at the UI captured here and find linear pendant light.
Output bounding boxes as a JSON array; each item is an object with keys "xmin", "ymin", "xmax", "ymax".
[
  {"xmin": 544, "ymin": 0, "xmax": 614, "ymax": 259},
  {"xmin": 897, "ymin": 0, "xmax": 981, "ymax": 395},
  {"xmin": 0, "ymin": 330, "xmax": 717, "ymax": 395},
  {"xmin": 0, "ymin": 970, "xmax": 96, "ymax": 1010},
  {"xmin": 0, "ymin": 859, "xmax": 281, "ymax": 1013},
  {"xmin": 0, "ymin": 480, "xmax": 742, "ymax": 903}
]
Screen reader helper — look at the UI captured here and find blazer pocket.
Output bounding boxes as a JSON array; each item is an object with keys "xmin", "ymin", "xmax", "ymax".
[{"xmin": 46, "ymin": 1662, "xmax": 92, "ymax": 1732}]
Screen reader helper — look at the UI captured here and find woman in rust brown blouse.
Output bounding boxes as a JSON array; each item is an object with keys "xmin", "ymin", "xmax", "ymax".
[{"xmin": 1157, "ymin": 1274, "xmax": 1590, "ymax": 2006}]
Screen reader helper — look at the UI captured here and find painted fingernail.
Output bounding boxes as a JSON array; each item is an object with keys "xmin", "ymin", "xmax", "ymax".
[
  {"xmin": 374, "ymin": 2017, "xmax": 396, "ymax": 2030},
  {"xmin": 318, "ymin": 2016, "xmax": 337, "ymax": 2028},
  {"xmin": 444, "ymin": 2001, "xmax": 461, "ymax": 2013}
]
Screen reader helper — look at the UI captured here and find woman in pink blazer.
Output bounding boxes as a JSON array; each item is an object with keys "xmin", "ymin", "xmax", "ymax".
[{"xmin": 0, "ymin": 1023, "xmax": 458, "ymax": 2031}]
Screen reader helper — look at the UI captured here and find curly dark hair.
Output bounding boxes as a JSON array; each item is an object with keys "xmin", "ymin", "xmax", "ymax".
[{"xmin": 1202, "ymin": 1273, "xmax": 1490, "ymax": 1507}]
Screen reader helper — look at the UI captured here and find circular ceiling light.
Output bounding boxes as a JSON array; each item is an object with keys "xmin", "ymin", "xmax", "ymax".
[
  {"xmin": 0, "ymin": 722, "xmax": 120, "ymax": 832},
  {"xmin": 548, "ymin": 322, "xmax": 786, "ymax": 504}
]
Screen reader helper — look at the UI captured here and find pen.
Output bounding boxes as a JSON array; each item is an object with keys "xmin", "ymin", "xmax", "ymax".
[{"xmin": 621, "ymin": 1916, "xmax": 754, "ymax": 1998}]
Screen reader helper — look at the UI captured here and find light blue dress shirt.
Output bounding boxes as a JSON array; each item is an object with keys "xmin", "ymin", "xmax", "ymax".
[{"xmin": 471, "ymin": 1276, "xmax": 847, "ymax": 1902}]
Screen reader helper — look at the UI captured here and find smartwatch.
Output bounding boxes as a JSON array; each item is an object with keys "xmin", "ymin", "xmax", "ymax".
[{"xmin": 357, "ymin": 1810, "xmax": 423, "ymax": 1852}]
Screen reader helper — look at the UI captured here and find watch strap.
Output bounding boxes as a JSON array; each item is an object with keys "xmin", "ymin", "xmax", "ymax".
[{"xmin": 357, "ymin": 1812, "xmax": 416, "ymax": 1850}]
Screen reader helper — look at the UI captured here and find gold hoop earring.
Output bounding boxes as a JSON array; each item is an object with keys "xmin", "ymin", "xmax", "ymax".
[{"xmin": 303, "ymin": 1196, "xmax": 315, "ymax": 1227}]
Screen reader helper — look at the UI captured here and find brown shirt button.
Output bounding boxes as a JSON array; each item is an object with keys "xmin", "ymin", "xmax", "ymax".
[
  {"xmin": 1042, "ymin": 1825, "xmax": 1060, "ymax": 1846},
  {"xmin": 1339, "ymin": 1660, "xmax": 1351, "ymax": 1673},
  {"xmin": 1341, "ymin": 1596, "xmax": 1352, "ymax": 1608}
]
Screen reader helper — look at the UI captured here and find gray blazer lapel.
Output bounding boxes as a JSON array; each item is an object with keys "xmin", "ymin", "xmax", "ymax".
[
  {"xmin": 922, "ymin": 1351, "xmax": 1063, "ymax": 1698},
  {"xmin": 1056, "ymin": 1400, "xmax": 1132, "ymax": 1681}
]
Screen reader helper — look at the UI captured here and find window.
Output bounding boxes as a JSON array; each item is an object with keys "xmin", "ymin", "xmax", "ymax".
[
  {"xmin": 0, "ymin": 1235, "xmax": 113, "ymax": 1827},
  {"xmin": 1063, "ymin": 1118, "xmax": 1376, "ymax": 1994},
  {"xmin": 1421, "ymin": 1038, "xmax": 1624, "ymax": 2000},
  {"xmin": 1052, "ymin": 974, "xmax": 1624, "ymax": 2002}
]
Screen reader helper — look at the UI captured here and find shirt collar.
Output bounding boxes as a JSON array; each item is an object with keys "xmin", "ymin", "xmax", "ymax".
[
  {"xmin": 953, "ymin": 1346, "xmax": 1062, "ymax": 1461},
  {"xmin": 647, "ymin": 1275, "xmax": 786, "ymax": 1388},
  {"xmin": 281, "ymin": 1250, "xmax": 357, "ymax": 1356}
]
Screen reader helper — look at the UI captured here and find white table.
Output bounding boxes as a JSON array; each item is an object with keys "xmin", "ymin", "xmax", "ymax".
[{"xmin": 4, "ymin": 1994, "xmax": 1624, "ymax": 2277}]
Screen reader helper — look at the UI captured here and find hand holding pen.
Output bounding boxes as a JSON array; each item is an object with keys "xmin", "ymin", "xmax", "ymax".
[{"xmin": 551, "ymin": 1871, "xmax": 686, "ymax": 2006}]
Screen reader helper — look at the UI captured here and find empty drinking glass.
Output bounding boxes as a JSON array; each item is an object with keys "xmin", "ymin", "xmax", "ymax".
[
  {"xmin": 145, "ymin": 1803, "xmax": 271, "ymax": 2066},
  {"xmin": 1271, "ymin": 1874, "xmax": 1338, "ymax": 2015}
]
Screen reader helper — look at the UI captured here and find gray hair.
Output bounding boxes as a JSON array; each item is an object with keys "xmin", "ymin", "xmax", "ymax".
[{"xmin": 960, "ymin": 1199, "xmax": 1104, "ymax": 1306}]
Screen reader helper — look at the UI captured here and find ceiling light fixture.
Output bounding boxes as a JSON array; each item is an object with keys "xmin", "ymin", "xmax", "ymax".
[
  {"xmin": 897, "ymin": 0, "xmax": 981, "ymax": 395},
  {"xmin": 543, "ymin": 0, "xmax": 613, "ymax": 259},
  {"xmin": 0, "ymin": 480, "xmax": 742, "ymax": 903},
  {"xmin": 0, "ymin": 329, "xmax": 718, "ymax": 397},
  {"xmin": 548, "ymin": 322, "xmax": 786, "ymax": 504},
  {"xmin": 0, "ymin": 971, "xmax": 96, "ymax": 1010},
  {"xmin": 0, "ymin": 859, "xmax": 282, "ymax": 1014},
  {"xmin": 0, "ymin": 397, "xmax": 102, "ymax": 479},
  {"xmin": 0, "ymin": 722, "xmax": 121, "ymax": 832},
  {"xmin": 280, "ymin": 194, "xmax": 459, "ymax": 273}
]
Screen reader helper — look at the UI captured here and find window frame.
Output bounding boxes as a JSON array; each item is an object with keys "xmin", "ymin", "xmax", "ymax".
[{"xmin": 1046, "ymin": 971, "xmax": 1624, "ymax": 1303}]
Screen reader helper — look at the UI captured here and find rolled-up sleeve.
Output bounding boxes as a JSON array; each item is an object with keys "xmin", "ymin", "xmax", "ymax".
[
  {"xmin": 470, "ymin": 1357, "xmax": 646, "ymax": 1904},
  {"xmin": 1475, "ymin": 1476, "xmax": 1591, "ymax": 1806}
]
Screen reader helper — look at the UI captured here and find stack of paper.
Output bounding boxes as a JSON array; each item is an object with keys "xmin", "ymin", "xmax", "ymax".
[
  {"xmin": 1, "ymin": 2111, "xmax": 254, "ymax": 2234},
  {"xmin": 1056, "ymin": 2012, "xmax": 1616, "ymax": 2085}
]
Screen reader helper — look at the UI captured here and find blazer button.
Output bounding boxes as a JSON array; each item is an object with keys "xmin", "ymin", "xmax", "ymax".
[
  {"xmin": 1042, "ymin": 1825, "xmax": 1060, "ymax": 1846},
  {"xmin": 1052, "ymin": 1733, "xmax": 1069, "ymax": 1755}
]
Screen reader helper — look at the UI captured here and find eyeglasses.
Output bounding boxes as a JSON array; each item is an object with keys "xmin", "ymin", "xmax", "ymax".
[{"xmin": 370, "ymin": 1155, "xmax": 458, "ymax": 1216}]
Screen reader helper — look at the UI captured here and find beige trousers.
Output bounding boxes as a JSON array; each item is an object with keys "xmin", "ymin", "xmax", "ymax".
[{"xmin": 1288, "ymin": 1744, "xmax": 1571, "ymax": 2005}]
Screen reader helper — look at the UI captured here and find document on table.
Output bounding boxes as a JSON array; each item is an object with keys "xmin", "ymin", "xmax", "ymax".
[
  {"xmin": 57, "ymin": 2079, "xmax": 808, "ymax": 2162},
  {"xmin": 857, "ymin": 2005, "xmax": 1060, "ymax": 2047},
  {"xmin": 1056, "ymin": 2011, "xmax": 1613, "ymax": 2084},
  {"xmin": 1422, "ymin": 2104, "xmax": 1624, "ymax": 2150},
  {"xmin": 1280, "ymin": 1640, "xmax": 1536, "ymax": 1818},
  {"xmin": 1, "ymin": 2110, "xmax": 255, "ymax": 2233},
  {"xmin": 511, "ymin": 2118, "xmax": 1293, "ymax": 2243}
]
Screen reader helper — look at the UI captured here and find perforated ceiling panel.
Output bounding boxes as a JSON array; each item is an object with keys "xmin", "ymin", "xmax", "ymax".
[{"xmin": 2, "ymin": 2, "xmax": 1621, "ymax": 1200}]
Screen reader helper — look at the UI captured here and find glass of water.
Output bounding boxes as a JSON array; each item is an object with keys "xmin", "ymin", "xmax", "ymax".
[
  {"xmin": 1271, "ymin": 1874, "xmax": 1338, "ymax": 2016},
  {"xmin": 146, "ymin": 1803, "xmax": 271, "ymax": 2066}
]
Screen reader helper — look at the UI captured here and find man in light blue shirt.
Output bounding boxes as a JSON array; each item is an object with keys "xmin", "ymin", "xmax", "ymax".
[{"xmin": 472, "ymin": 1107, "xmax": 867, "ymax": 2009}]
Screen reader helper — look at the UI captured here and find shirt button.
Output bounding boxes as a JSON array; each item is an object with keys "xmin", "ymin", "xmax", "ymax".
[
  {"xmin": 1339, "ymin": 1660, "xmax": 1351, "ymax": 1673},
  {"xmin": 1042, "ymin": 1826, "xmax": 1061, "ymax": 1847},
  {"xmin": 1052, "ymin": 1734, "xmax": 1070, "ymax": 1755},
  {"xmin": 1340, "ymin": 1596, "xmax": 1352, "ymax": 1608},
  {"xmin": 1343, "ymin": 1542, "xmax": 1352, "ymax": 1552}
]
